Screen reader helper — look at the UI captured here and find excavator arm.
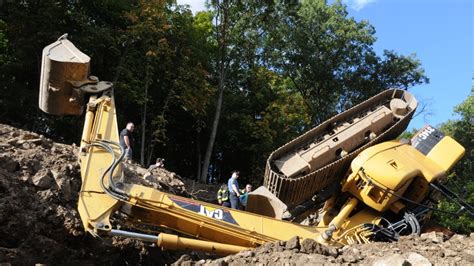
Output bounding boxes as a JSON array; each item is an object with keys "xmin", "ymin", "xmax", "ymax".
[
  {"xmin": 73, "ymin": 89, "xmax": 329, "ymax": 255},
  {"xmin": 38, "ymin": 36, "xmax": 333, "ymax": 254}
]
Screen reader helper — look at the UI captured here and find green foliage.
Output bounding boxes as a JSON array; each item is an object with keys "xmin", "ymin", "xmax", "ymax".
[
  {"xmin": 0, "ymin": 20, "xmax": 10, "ymax": 65},
  {"xmin": 215, "ymin": 68, "xmax": 311, "ymax": 182},
  {"xmin": 265, "ymin": 0, "xmax": 428, "ymax": 124},
  {"xmin": 436, "ymin": 91, "xmax": 474, "ymax": 233},
  {"xmin": 0, "ymin": 0, "xmax": 430, "ymax": 183},
  {"xmin": 113, "ymin": 0, "xmax": 214, "ymax": 169},
  {"xmin": 398, "ymin": 128, "xmax": 418, "ymax": 140}
]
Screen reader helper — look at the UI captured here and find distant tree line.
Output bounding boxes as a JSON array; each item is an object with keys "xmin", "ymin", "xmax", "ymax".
[{"xmin": 0, "ymin": 0, "xmax": 428, "ymax": 185}]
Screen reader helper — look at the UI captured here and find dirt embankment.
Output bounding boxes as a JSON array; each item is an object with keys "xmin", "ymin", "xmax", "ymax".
[
  {"xmin": 184, "ymin": 233, "xmax": 473, "ymax": 265},
  {"xmin": 0, "ymin": 123, "xmax": 472, "ymax": 265},
  {"xmin": 0, "ymin": 123, "xmax": 192, "ymax": 264}
]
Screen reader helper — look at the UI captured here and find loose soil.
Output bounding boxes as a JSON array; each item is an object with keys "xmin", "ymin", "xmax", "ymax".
[{"xmin": 0, "ymin": 123, "xmax": 472, "ymax": 265}]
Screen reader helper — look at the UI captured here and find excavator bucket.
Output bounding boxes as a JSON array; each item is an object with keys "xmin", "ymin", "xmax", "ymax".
[
  {"xmin": 39, "ymin": 34, "xmax": 90, "ymax": 115},
  {"xmin": 246, "ymin": 186, "xmax": 288, "ymax": 219}
]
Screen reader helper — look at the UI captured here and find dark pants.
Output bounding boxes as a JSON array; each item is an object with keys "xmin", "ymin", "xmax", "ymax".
[
  {"xmin": 221, "ymin": 201, "xmax": 231, "ymax": 208},
  {"xmin": 229, "ymin": 193, "xmax": 240, "ymax": 209}
]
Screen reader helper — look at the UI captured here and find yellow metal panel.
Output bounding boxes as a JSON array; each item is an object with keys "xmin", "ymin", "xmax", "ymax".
[
  {"xmin": 334, "ymin": 208, "xmax": 382, "ymax": 245},
  {"xmin": 157, "ymin": 233, "xmax": 247, "ymax": 255},
  {"xmin": 343, "ymin": 141, "xmax": 449, "ymax": 212},
  {"xmin": 426, "ymin": 136, "xmax": 465, "ymax": 173},
  {"xmin": 122, "ymin": 184, "xmax": 324, "ymax": 248},
  {"xmin": 78, "ymin": 93, "xmax": 121, "ymax": 232}
]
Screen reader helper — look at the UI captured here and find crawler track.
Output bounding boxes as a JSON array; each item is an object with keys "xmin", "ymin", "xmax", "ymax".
[{"xmin": 264, "ymin": 89, "xmax": 417, "ymax": 207}]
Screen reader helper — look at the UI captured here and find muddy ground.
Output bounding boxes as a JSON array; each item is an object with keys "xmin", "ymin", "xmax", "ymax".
[{"xmin": 0, "ymin": 123, "xmax": 472, "ymax": 265}]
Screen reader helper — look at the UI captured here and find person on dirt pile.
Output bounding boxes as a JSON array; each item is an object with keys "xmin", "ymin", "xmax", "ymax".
[
  {"xmin": 239, "ymin": 184, "xmax": 253, "ymax": 210},
  {"xmin": 217, "ymin": 184, "xmax": 231, "ymax": 207},
  {"xmin": 119, "ymin": 122, "xmax": 135, "ymax": 162},
  {"xmin": 227, "ymin": 171, "xmax": 241, "ymax": 209},
  {"xmin": 148, "ymin": 158, "xmax": 165, "ymax": 171}
]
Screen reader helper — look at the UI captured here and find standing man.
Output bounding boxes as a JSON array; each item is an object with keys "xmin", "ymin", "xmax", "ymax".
[
  {"xmin": 119, "ymin": 122, "xmax": 135, "ymax": 162},
  {"xmin": 227, "ymin": 171, "xmax": 241, "ymax": 209}
]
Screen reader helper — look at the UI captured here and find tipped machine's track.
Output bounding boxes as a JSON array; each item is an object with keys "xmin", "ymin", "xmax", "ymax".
[{"xmin": 264, "ymin": 89, "xmax": 417, "ymax": 208}]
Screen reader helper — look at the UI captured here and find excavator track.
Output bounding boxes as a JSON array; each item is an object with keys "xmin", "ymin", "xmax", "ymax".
[{"xmin": 264, "ymin": 89, "xmax": 417, "ymax": 208}]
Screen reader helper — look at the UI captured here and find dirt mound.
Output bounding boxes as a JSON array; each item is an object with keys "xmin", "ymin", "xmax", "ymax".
[
  {"xmin": 1, "ymin": 123, "xmax": 472, "ymax": 265},
  {"xmin": 0, "ymin": 123, "xmax": 189, "ymax": 264},
  {"xmin": 184, "ymin": 233, "xmax": 473, "ymax": 265}
]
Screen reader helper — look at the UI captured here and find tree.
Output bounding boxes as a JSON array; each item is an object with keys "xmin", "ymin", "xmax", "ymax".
[
  {"xmin": 0, "ymin": 19, "xmax": 12, "ymax": 113},
  {"xmin": 0, "ymin": 0, "xmax": 431, "ymax": 185},
  {"xmin": 265, "ymin": 0, "xmax": 428, "ymax": 125},
  {"xmin": 199, "ymin": 0, "xmax": 237, "ymax": 183},
  {"xmin": 200, "ymin": 0, "xmax": 429, "ymax": 182},
  {"xmin": 0, "ymin": 0, "xmax": 132, "ymax": 141},
  {"xmin": 215, "ymin": 70, "xmax": 311, "ymax": 182},
  {"xmin": 436, "ymin": 90, "xmax": 473, "ymax": 233},
  {"xmin": 116, "ymin": 1, "xmax": 214, "ymax": 168}
]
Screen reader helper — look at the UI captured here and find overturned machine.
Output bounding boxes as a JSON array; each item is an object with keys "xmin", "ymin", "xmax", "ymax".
[
  {"xmin": 39, "ymin": 35, "xmax": 472, "ymax": 255},
  {"xmin": 247, "ymin": 88, "xmax": 418, "ymax": 219}
]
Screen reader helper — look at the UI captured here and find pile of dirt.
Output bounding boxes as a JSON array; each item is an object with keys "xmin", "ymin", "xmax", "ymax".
[
  {"xmin": 0, "ymin": 123, "xmax": 192, "ymax": 264},
  {"xmin": 124, "ymin": 162, "xmax": 190, "ymax": 197},
  {"xmin": 184, "ymin": 233, "xmax": 474, "ymax": 265},
  {"xmin": 1, "ymin": 123, "xmax": 472, "ymax": 265}
]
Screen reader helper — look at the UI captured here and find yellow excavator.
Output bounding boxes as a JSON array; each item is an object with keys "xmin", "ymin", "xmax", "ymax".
[{"xmin": 38, "ymin": 35, "xmax": 472, "ymax": 255}]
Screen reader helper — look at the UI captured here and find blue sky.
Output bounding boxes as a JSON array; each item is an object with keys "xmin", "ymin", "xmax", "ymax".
[
  {"xmin": 177, "ymin": 0, "xmax": 473, "ymax": 130},
  {"xmin": 344, "ymin": 0, "xmax": 473, "ymax": 130}
]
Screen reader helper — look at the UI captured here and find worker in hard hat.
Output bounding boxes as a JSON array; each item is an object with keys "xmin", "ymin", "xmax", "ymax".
[{"xmin": 217, "ymin": 184, "xmax": 231, "ymax": 207}]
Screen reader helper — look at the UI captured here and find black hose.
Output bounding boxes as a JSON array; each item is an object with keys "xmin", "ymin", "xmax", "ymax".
[{"xmin": 86, "ymin": 140, "xmax": 129, "ymax": 201}]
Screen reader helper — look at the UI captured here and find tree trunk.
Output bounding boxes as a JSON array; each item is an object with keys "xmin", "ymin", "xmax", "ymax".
[
  {"xmin": 196, "ymin": 131, "xmax": 202, "ymax": 181},
  {"xmin": 140, "ymin": 64, "xmax": 151, "ymax": 166},
  {"xmin": 200, "ymin": 81, "xmax": 224, "ymax": 183},
  {"xmin": 200, "ymin": 0, "xmax": 229, "ymax": 183},
  {"xmin": 146, "ymin": 143, "xmax": 155, "ymax": 167}
]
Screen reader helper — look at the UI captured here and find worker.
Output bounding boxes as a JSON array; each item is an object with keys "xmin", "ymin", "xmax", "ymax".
[
  {"xmin": 217, "ymin": 184, "xmax": 231, "ymax": 207},
  {"xmin": 239, "ymin": 184, "xmax": 253, "ymax": 210},
  {"xmin": 119, "ymin": 122, "xmax": 135, "ymax": 162},
  {"xmin": 227, "ymin": 171, "xmax": 241, "ymax": 209},
  {"xmin": 148, "ymin": 158, "xmax": 165, "ymax": 171}
]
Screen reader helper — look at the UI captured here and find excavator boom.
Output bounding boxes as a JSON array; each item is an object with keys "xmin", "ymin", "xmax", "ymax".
[{"xmin": 74, "ymin": 90, "xmax": 328, "ymax": 255}]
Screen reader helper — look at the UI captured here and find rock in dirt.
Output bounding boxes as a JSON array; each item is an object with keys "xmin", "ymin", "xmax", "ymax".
[
  {"xmin": 31, "ymin": 169, "xmax": 55, "ymax": 189},
  {"xmin": 420, "ymin": 231, "xmax": 444, "ymax": 243},
  {"xmin": 285, "ymin": 236, "xmax": 300, "ymax": 250},
  {"xmin": 407, "ymin": 252, "xmax": 431, "ymax": 265},
  {"xmin": 372, "ymin": 254, "xmax": 409, "ymax": 266},
  {"xmin": 300, "ymin": 238, "xmax": 338, "ymax": 257}
]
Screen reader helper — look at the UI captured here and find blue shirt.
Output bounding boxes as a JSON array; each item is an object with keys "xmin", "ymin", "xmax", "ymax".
[{"xmin": 228, "ymin": 177, "xmax": 239, "ymax": 195}]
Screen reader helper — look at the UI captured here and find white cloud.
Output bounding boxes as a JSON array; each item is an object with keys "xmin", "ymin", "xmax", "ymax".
[{"xmin": 343, "ymin": 0, "xmax": 376, "ymax": 11}]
